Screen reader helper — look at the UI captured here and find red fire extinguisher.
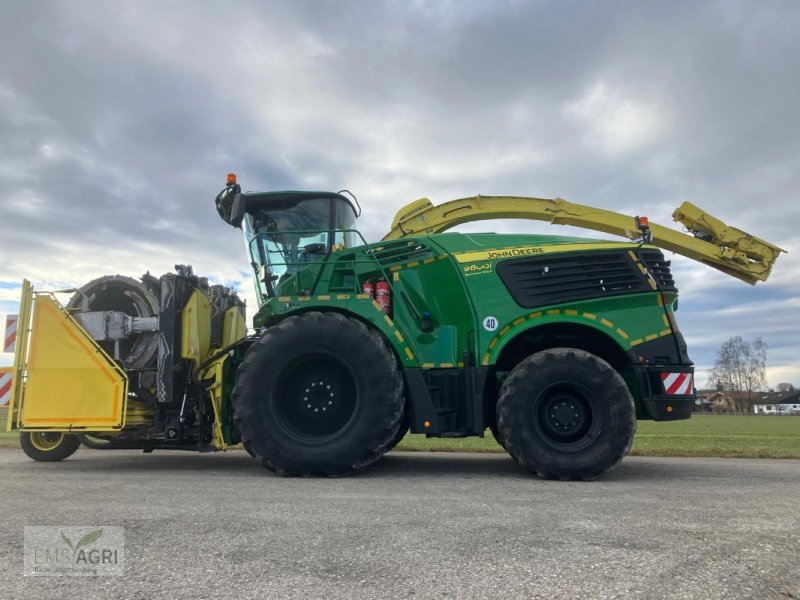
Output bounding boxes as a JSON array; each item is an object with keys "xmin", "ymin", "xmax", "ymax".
[
  {"xmin": 376, "ymin": 280, "xmax": 391, "ymax": 314},
  {"xmin": 362, "ymin": 280, "xmax": 375, "ymax": 298}
]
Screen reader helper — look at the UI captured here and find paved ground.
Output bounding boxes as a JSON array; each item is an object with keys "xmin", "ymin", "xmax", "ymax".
[{"xmin": 1, "ymin": 449, "xmax": 798, "ymax": 600}]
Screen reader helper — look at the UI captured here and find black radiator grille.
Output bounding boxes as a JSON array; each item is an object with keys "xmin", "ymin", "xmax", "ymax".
[
  {"xmin": 639, "ymin": 249, "xmax": 677, "ymax": 292},
  {"xmin": 496, "ymin": 250, "xmax": 650, "ymax": 308}
]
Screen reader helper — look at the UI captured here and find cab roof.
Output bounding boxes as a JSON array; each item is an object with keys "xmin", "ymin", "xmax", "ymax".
[{"xmin": 243, "ymin": 191, "xmax": 359, "ymax": 217}]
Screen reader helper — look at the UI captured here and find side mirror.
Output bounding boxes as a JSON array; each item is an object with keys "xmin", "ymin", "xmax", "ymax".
[
  {"xmin": 229, "ymin": 193, "xmax": 246, "ymax": 228},
  {"xmin": 214, "ymin": 184, "xmax": 245, "ymax": 228}
]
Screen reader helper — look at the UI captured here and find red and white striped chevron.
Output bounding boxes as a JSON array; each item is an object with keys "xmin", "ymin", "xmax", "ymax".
[
  {"xmin": 0, "ymin": 371, "xmax": 11, "ymax": 407},
  {"xmin": 661, "ymin": 372, "xmax": 693, "ymax": 395},
  {"xmin": 3, "ymin": 315, "xmax": 17, "ymax": 353}
]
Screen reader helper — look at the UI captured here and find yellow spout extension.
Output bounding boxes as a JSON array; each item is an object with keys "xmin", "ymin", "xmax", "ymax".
[{"xmin": 383, "ymin": 195, "xmax": 785, "ymax": 284}]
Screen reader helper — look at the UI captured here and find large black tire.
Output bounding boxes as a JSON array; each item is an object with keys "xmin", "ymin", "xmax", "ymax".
[
  {"xmin": 242, "ymin": 440, "xmax": 257, "ymax": 458},
  {"xmin": 489, "ymin": 422, "xmax": 506, "ymax": 448},
  {"xmin": 385, "ymin": 412, "xmax": 409, "ymax": 451},
  {"xmin": 497, "ymin": 348, "xmax": 636, "ymax": 481},
  {"xmin": 20, "ymin": 432, "xmax": 81, "ymax": 462},
  {"xmin": 232, "ymin": 311, "xmax": 404, "ymax": 476}
]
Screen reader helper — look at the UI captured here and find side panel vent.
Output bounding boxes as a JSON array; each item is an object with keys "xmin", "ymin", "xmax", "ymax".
[
  {"xmin": 497, "ymin": 250, "xmax": 648, "ymax": 308},
  {"xmin": 369, "ymin": 240, "xmax": 433, "ymax": 268},
  {"xmin": 639, "ymin": 249, "xmax": 677, "ymax": 292}
]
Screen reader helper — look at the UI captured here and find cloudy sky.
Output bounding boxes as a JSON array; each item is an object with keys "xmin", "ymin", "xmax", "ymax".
[{"xmin": 1, "ymin": 1, "xmax": 798, "ymax": 386}]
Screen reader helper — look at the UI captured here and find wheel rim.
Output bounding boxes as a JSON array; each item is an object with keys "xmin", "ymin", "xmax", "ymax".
[
  {"xmin": 532, "ymin": 384, "xmax": 602, "ymax": 451},
  {"xmin": 30, "ymin": 432, "xmax": 65, "ymax": 451},
  {"xmin": 274, "ymin": 353, "xmax": 358, "ymax": 441}
]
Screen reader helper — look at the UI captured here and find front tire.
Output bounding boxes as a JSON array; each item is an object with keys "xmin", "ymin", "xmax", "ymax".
[
  {"xmin": 20, "ymin": 432, "xmax": 81, "ymax": 462},
  {"xmin": 233, "ymin": 312, "xmax": 404, "ymax": 476},
  {"xmin": 497, "ymin": 348, "xmax": 636, "ymax": 481}
]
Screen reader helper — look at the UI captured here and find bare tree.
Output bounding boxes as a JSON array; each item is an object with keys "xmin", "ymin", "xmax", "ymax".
[
  {"xmin": 776, "ymin": 382, "xmax": 795, "ymax": 392},
  {"xmin": 708, "ymin": 336, "xmax": 768, "ymax": 414}
]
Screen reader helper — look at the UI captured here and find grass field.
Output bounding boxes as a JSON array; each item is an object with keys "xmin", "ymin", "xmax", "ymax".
[
  {"xmin": 396, "ymin": 415, "xmax": 800, "ymax": 459},
  {"xmin": 1, "ymin": 415, "xmax": 798, "ymax": 458}
]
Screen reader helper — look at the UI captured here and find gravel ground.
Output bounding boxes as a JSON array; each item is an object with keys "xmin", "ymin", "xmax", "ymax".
[{"xmin": 1, "ymin": 448, "xmax": 798, "ymax": 599}]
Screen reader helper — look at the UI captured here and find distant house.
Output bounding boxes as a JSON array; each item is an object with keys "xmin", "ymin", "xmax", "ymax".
[
  {"xmin": 752, "ymin": 390, "xmax": 800, "ymax": 415},
  {"xmin": 695, "ymin": 389, "xmax": 800, "ymax": 415},
  {"xmin": 694, "ymin": 390, "xmax": 737, "ymax": 413}
]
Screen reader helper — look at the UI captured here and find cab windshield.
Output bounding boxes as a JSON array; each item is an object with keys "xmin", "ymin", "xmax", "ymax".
[{"xmin": 243, "ymin": 196, "xmax": 357, "ymax": 302}]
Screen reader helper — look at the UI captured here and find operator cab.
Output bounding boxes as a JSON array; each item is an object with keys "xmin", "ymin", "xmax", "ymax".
[{"xmin": 215, "ymin": 174, "xmax": 360, "ymax": 304}]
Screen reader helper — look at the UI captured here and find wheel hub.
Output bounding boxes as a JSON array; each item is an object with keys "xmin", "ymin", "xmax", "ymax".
[
  {"xmin": 30, "ymin": 432, "xmax": 64, "ymax": 451},
  {"xmin": 536, "ymin": 389, "xmax": 593, "ymax": 444},
  {"xmin": 275, "ymin": 354, "xmax": 357, "ymax": 439},
  {"xmin": 553, "ymin": 403, "xmax": 579, "ymax": 430},
  {"xmin": 303, "ymin": 380, "xmax": 336, "ymax": 414}
]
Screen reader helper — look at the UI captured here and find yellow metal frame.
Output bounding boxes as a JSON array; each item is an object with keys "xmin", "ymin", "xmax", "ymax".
[
  {"xmin": 7, "ymin": 281, "xmax": 129, "ymax": 432},
  {"xmin": 383, "ymin": 195, "xmax": 785, "ymax": 284},
  {"xmin": 6, "ymin": 280, "xmax": 32, "ymax": 432},
  {"xmin": 204, "ymin": 356, "xmax": 229, "ymax": 450}
]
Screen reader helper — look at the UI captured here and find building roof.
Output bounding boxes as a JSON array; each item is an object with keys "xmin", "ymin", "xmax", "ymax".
[{"xmin": 696, "ymin": 389, "xmax": 800, "ymax": 405}]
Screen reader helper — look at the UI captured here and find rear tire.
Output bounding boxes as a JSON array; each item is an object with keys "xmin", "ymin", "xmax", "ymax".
[
  {"xmin": 385, "ymin": 412, "xmax": 409, "ymax": 451},
  {"xmin": 489, "ymin": 421, "xmax": 506, "ymax": 448},
  {"xmin": 242, "ymin": 441, "xmax": 256, "ymax": 458},
  {"xmin": 20, "ymin": 432, "xmax": 81, "ymax": 462},
  {"xmin": 497, "ymin": 348, "xmax": 636, "ymax": 481},
  {"xmin": 233, "ymin": 311, "xmax": 404, "ymax": 476}
]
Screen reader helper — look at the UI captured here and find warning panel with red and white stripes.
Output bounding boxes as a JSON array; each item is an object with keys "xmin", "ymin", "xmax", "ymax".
[
  {"xmin": 0, "ymin": 370, "xmax": 11, "ymax": 407},
  {"xmin": 4, "ymin": 314, "xmax": 17, "ymax": 354},
  {"xmin": 661, "ymin": 372, "xmax": 694, "ymax": 395}
]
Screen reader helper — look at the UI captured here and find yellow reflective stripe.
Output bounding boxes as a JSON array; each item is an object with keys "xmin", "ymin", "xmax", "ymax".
[
  {"xmin": 616, "ymin": 328, "xmax": 629, "ymax": 339},
  {"xmin": 394, "ymin": 331, "xmax": 404, "ymax": 343},
  {"xmin": 404, "ymin": 347, "xmax": 414, "ymax": 360}
]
